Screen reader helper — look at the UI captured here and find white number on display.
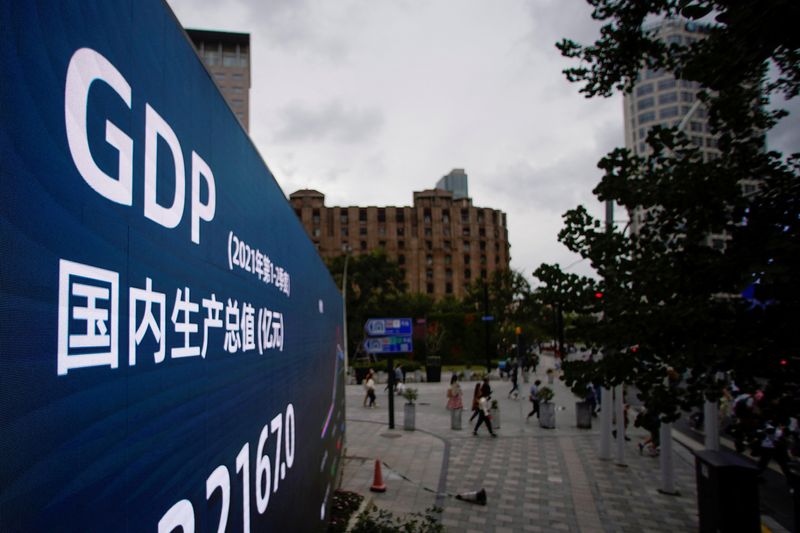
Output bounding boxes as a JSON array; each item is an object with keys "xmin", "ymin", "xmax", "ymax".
[{"xmin": 158, "ymin": 404, "xmax": 296, "ymax": 532}]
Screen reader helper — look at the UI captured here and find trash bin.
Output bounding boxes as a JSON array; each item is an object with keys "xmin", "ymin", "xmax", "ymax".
[
  {"xmin": 694, "ymin": 450, "xmax": 760, "ymax": 533},
  {"xmin": 425, "ymin": 356, "xmax": 441, "ymax": 382},
  {"xmin": 575, "ymin": 401, "xmax": 592, "ymax": 429}
]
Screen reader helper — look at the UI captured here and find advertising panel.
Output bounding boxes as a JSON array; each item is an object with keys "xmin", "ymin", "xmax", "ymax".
[{"xmin": 0, "ymin": 1, "xmax": 345, "ymax": 531}]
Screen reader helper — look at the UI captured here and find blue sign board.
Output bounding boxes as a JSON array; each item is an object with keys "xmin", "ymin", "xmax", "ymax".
[
  {"xmin": 364, "ymin": 317, "xmax": 413, "ymax": 336},
  {"xmin": 0, "ymin": 2, "xmax": 344, "ymax": 531},
  {"xmin": 363, "ymin": 336, "xmax": 414, "ymax": 354},
  {"xmin": 481, "ymin": 315, "xmax": 495, "ymax": 321}
]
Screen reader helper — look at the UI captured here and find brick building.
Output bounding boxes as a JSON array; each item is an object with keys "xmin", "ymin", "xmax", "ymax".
[{"xmin": 289, "ymin": 177, "xmax": 510, "ymax": 299}]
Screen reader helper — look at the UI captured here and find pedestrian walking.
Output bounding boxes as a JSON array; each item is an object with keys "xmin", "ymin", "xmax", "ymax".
[
  {"xmin": 447, "ymin": 374, "xmax": 464, "ymax": 410},
  {"xmin": 757, "ymin": 421, "xmax": 792, "ymax": 480},
  {"xmin": 508, "ymin": 363, "xmax": 519, "ymax": 399},
  {"xmin": 469, "ymin": 382, "xmax": 482, "ymax": 422},
  {"xmin": 481, "ymin": 376, "xmax": 492, "ymax": 399},
  {"xmin": 363, "ymin": 369, "xmax": 374, "ymax": 407},
  {"xmin": 365, "ymin": 373, "xmax": 377, "ymax": 408},
  {"xmin": 473, "ymin": 394, "xmax": 497, "ymax": 437},
  {"xmin": 585, "ymin": 383, "xmax": 597, "ymax": 417},
  {"xmin": 527, "ymin": 379, "xmax": 541, "ymax": 419}
]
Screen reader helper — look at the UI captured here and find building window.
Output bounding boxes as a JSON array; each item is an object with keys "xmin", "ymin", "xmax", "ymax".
[
  {"xmin": 313, "ymin": 228, "xmax": 321, "ymax": 237},
  {"xmin": 359, "ymin": 209, "xmax": 367, "ymax": 222},
  {"xmin": 464, "ymin": 254, "xmax": 471, "ymax": 264},
  {"xmin": 690, "ymin": 121, "xmax": 703, "ymax": 132},
  {"xmin": 444, "ymin": 240, "xmax": 451, "ymax": 251},
  {"xmin": 398, "ymin": 240, "xmax": 405, "ymax": 249},
  {"xmin": 480, "ymin": 255, "xmax": 487, "ymax": 265},
  {"xmin": 462, "ymin": 227, "xmax": 471, "ymax": 236},
  {"xmin": 378, "ymin": 225, "xmax": 386, "ymax": 236},
  {"xmin": 660, "ymin": 106, "xmax": 679, "ymax": 119},
  {"xmin": 398, "ymin": 254, "xmax": 405, "ymax": 265},
  {"xmin": 461, "ymin": 209, "xmax": 469, "ymax": 224},
  {"xmin": 359, "ymin": 227, "xmax": 367, "ymax": 236},
  {"xmin": 396, "ymin": 211, "xmax": 404, "ymax": 223},
  {"xmin": 379, "ymin": 241, "xmax": 386, "ymax": 249},
  {"xmin": 397, "ymin": 226, "xmax": 405, "ymax": 236},
  {"xmin": 378, "ymin": 208, "xmax": 386, "ymax": 222},
  {"xmin": 481, "ymin": 269, "xmax": 487, "ymax": 279},
  {"xmin": 360, "ymin": 241, "xmax": 367, "ymax": 250},
  {"xmin": 312, "ymin": 209, "xmax": 320, "ymax": 224},
  {"xmin": 426, "ymin": 255, "xmax": 433, "ymax": 266},
  {"xmin": 424, "ymin": 227, "xmax": 432, "ymax": 237},
  {"xmin": 442, "ymin": 210, "xmax": 450, "ymax": 224},
  {"xmin": 638, "ymin": 111, "xmax": 656, "ymax": 123},
  {"xmin": 443, "ymin": 227, "xmax": 451, "ymax": 237},
  {"xmin": 340, "ymin": 213, "xmax": 348, "ymax": 224},
  {"xmin": 464, "ymin": 269, "xmax": 471, "ymax": 279},
  {"xmin": 636, "ymin": 83, "xmax": 654, "ymax": 96},
  {"xmin": 479, "ymin": 228, "xmax": 486, "ymax": 237},
  {"xmin": 479, "ymin": 241, "xmax": 486, "ymax": 251},
  {"xmin": 477, "ymin": 210, "xmax": 485, "ymax": 225},
  {"xmin": 657, "ymin": 78, "xmax": 677, "ymax": 91},
  {"xmin": 637, "ymin": 97, "xmax": 655, "ymax": 110},
  {"xmin": 658, "ymin": 92, "xmax": 678, "ymax": 104},
  {"xmin": 423, "ymin": 208, "xmax": 431, "ymax": 224},
  {"xmin": 463, "ymin": 241, "xmax": 470, "ymax": 252},
  {"xmin": 426, "ymin": 240, "xmax": 433, "ymax": 251},
  {"xmin": 446, "ymin": 283, "xmax": 453, "ymax": 294},
  {"xmin": 426, "ymin": 269, "xmax": 433, "ymax": 279},
  {"xmin": 445, "ymin": 255, "xmax": 452, "ymax": 265},
  {"xmin": 341, "ymin": 227, "xmax": 348, "ymax": 237},
  {"xmin": 446, "ymin": 269, "xmax": 453, "ymax": 280},
  {"xmin": 426, "ymin": 283, "xmax": 434, "ymax": 294},
  {"xmin": 294, "ymin": 208, "xmax": 301, "ymax": 218}
]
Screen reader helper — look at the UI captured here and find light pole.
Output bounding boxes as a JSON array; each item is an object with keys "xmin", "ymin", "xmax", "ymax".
[{"xmin": 342, "ymin": 245, "xmax": 351, "ymax": 376}]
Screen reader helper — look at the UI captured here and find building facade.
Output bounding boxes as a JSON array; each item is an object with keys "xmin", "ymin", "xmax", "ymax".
[
  {"xmin": 289, "ymin": 181, "xmax": 511, "ymax": 299},
  {"xmin": 623, "ymin": 19, "xmax": 732, "ymax": 239},
  {"xmin": 186, "ymin": 29, "xmax": 251, "ymax": 131}
]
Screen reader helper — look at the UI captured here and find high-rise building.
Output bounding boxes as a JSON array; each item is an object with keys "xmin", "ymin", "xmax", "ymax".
[
  {"xmin": 624, "ymin": 19, "xmax": 722, "ymax": 235},
  {"xmin": 186, "ymin": 29, "xmax": 251, "ymax": 131},
  {"xmin": 435, "ymin": 168, "xmax": 469, "ymax": 200},
  {"xmin": 289, "ymin": 179, "xmax": 511, "ymax": 299}
]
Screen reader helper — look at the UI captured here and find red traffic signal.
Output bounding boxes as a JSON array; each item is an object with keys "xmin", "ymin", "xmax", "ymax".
[{"xmin": 594, "ymin": 291, "xmax": 603, "ymax": 299}]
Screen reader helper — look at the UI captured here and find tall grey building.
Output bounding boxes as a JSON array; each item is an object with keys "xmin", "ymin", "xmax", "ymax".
[
  {"xmin": 435, "ymin": 168, "xmax": 469, "ymax": 200},
  {"xmin": 186, "ymin": 29, "xmax": 251, "ymax": 131},
  {"xmin": 623, "ymin": 19, "xmax": 724, "ymax": 237}
]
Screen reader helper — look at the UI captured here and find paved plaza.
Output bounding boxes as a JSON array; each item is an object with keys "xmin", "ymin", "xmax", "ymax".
[{"xmin": 340, "ymin": 356, "xmax": 707, "ymax": 532}]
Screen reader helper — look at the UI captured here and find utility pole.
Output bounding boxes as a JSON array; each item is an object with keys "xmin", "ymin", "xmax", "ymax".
[
  {"xmin": 483, "ymin": 282, "xmax": 491, "ymax": 373},
  {"xmin": 599, "ymin": 199, "xmax": 614, "ymax": 460}
]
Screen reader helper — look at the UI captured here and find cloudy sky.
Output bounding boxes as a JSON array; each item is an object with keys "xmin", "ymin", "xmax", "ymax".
[{"xmin": 165, "ymin": 1, "xmax": 799, "ymax": 284}]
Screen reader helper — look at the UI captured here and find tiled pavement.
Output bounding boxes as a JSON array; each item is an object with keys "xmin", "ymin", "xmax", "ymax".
[{"xmin": 340, "ymin": 357, "xmax": 701, "ymax": 532}]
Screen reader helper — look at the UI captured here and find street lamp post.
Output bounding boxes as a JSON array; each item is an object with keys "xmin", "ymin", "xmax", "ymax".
[{"xmin": 342, "ymin": 246, "xmax": 351, "ymax": 377}]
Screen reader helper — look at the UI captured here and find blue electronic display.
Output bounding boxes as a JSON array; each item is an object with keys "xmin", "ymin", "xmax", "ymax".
[{"xmin": 0, "ymin": 1, "xmax": 344, "ymax": 531}]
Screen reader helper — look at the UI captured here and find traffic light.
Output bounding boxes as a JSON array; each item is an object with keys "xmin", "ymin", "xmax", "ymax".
[{"xmin": 594, "ymin": 291, "xmax": 603, "ymax": 299}]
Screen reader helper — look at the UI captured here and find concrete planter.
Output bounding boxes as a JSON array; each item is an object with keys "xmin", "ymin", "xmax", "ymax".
[
  {"xmin": 490, "ymin": 407, "xmax": 500, "ymax": 429},
  {"xmin": 539, "ymin": 402, "xmax": 556, "ymax": 429},
  {"xmin": 450, "ymin": 408, "xmax": 462, "ymax": 430},
  {"xmin": 576, "ymin": 401, "xmax": 592, "ymax": 429},
  {"xmin": 404, "ymin": 403, "xmax": 416, "ymax": 431}
]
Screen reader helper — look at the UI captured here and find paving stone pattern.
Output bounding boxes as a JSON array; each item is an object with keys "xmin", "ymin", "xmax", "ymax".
[{"xmin": 340, "ymin": 357, "xmax": 701, "ymax": 532}]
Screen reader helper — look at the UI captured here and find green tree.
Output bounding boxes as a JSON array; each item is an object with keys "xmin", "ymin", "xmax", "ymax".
[
  {"xmin": 532, "ymin": 263, "xmax": 602, "ymax": 355},
  {"xmin": 554, "ymin": 1, "xmax": 799, "ymax": 421},
  {"xmin": 326, "ymin": 249, "xmax": 407, "ymax": 360}
]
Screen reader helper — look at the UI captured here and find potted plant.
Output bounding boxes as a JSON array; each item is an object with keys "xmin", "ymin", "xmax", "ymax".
[
  {"xmin": 537, "ymin": 386, "xmax": 556, "ymax": 429},
  {"xmin": 490, "ymin": 399, "xmax": 500, "ymax": 429},
  {"xmin": 403, "ymin": 387, "xmax": 418, "ymax": 431}
]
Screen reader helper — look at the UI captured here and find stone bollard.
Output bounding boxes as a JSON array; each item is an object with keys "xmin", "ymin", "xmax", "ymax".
[{"xmin": 451, "ymin": 408, "xmax": 462, "ymax": 430}]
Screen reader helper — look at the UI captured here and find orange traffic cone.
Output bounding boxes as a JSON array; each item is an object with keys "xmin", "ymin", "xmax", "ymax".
[{"xmin": 369, "ymin": 459, "xmax": 387, "ymax": 492}]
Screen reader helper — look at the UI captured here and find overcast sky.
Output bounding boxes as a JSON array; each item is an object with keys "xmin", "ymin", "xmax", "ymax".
[{"xmin": 165, "ymin": 0, "xmax": 798, "ymax": 285}]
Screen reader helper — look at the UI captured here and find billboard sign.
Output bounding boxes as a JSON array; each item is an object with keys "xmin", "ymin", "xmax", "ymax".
[{"xmin": 0, "ymin": 1, "xmax": 344, "ymax": 531}]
